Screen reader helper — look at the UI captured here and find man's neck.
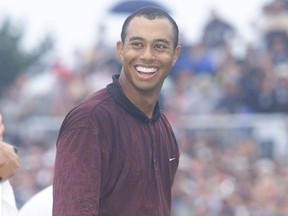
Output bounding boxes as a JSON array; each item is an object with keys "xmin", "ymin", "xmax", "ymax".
[{"xmin": 118, "ymin": 75, "xmax": 159, "ymax": 118}]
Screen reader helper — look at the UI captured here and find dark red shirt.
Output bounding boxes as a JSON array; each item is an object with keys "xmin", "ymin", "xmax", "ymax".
[{"xmin": 53, "ymin": 75, "xmax": 179, "ymax": 216}]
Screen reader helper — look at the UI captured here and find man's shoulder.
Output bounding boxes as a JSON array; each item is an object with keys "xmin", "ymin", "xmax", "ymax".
[
  {"xmin": 60, "ymin": 88, "xmax": 116, "ymax": 130},
  {"xmin": 77, "ymin": 87, "xmax": 114, "ymax": 111}
]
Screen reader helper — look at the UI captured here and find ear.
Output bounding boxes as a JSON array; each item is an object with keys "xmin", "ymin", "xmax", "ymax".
[
  {"xmin": 172, "ymin": 46, "xmax": 181, "ymax": 66},
  {"xmin": 117, "ymin": 41, "xmax": 124, "ymax": 62}
]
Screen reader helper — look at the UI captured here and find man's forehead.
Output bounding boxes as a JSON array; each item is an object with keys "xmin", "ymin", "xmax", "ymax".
[{"xmin": 127, "ymin": 16, "xmax": 172, "ymax": 30}]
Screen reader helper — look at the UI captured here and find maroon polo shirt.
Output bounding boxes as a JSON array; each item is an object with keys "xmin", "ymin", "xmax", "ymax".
[{"xmin": 53, "ymin": 75, "xmax": 179, "ymax": 216}]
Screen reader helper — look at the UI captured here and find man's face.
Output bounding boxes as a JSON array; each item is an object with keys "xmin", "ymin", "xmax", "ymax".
[{"xmin": 117, "ymin": 16, "xmax": 180, "ymax": 95}]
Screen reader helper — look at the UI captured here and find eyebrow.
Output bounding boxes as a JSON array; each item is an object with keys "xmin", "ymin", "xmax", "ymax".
[
  {"xmin": 129, "ymin": 36, "xmax": 143, "ymax": 42},
  {"xmin": 129, "ymin": 36, "xmax": 171, "ymax": 45}
]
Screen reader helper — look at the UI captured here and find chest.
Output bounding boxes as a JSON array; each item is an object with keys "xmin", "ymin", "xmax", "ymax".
[{"xmin": 100, "ymin": 116, "xmax": 178, "ymax": 185}]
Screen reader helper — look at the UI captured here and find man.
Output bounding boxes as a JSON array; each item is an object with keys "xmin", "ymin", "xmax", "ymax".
[
  {"xmin": 0, "ymin": 113, "xmax": 19, "ymax": 216},
  {"xmin": 53, "ymin": 6, "xmax": 181, "ymax": 216},
  {"xmin": 0, "ymin": 113, "xmax": 19, "ymax": 182}
]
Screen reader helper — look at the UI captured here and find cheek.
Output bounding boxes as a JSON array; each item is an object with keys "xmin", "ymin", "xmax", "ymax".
[
  {"xmin": 163, "ymin": 56, "xmax": 176, "ymax": 68},
  {"xmin": 123, "ymin": 51, "xmax": 138, "ymax": 65}
]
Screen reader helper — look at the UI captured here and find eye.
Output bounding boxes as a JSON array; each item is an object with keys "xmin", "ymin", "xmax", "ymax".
[
  {"xmin": 155, "ymin": 43, "xmax": 169, "ymax": 50},
  {"xmin": 130, "ymin": 41, "xmax": 143, "ymax": 48}
]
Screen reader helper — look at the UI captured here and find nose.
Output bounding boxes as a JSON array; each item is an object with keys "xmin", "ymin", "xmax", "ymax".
[{"xmin": 140, "ymin": 47, "xmax": 155, "ymax": 62}]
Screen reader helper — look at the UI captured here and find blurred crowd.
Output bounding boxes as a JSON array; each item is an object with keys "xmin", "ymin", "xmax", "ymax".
[
  {"xmin": 172, "ymin": 131, "xmax": 288, "ymax": 216},
  {"xmin": 1, "ymin": 0, "xmax": 288, "ymax": 215}
]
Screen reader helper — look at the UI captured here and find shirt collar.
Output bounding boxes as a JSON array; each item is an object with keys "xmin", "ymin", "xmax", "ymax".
[{"xmin": 107, "ymin": 74, "xmax": 161, "ymax": 122}]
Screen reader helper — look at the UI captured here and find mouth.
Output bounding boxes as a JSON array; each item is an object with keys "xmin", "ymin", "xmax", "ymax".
[{"xmin": 135, "ymin": 66, "xmax": 158, "ymax": 75}]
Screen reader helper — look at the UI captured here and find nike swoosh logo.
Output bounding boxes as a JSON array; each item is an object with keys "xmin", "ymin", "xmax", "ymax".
[{"xmin": 169, "ymin": 157, "xmax": 176, "ymax": 161}]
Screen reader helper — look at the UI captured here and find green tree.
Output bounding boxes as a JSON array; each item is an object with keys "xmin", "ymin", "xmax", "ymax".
[{"xmin": 0, "ymin": 17, "xmax": 54, "ymax": 96}]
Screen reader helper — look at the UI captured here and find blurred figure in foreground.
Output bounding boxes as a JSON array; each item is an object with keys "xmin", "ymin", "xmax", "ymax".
[{"xmin": 0, "ymin": 113, "xmax": 19, "ymax": 215}]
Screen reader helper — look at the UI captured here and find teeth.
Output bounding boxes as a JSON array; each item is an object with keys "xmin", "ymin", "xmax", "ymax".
[{"xmin": 136, "ymin": 66, "xmax": 157, "ymax": 73}]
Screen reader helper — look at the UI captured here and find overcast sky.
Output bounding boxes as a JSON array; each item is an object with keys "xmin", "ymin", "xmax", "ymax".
[{"xmin": 0, "ymin": 0, "xmax": 271, "ymax": 65}]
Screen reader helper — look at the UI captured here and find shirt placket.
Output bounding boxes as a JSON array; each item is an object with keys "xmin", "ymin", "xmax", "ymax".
[{"xmin": 148, "ymin": 121, "xmax": 160, "ymax": 175}]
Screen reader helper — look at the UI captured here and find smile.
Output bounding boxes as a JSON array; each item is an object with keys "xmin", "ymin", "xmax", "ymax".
[{"xmin": 136, "ymin": 66, "xmax": 158, "ymax": 74}]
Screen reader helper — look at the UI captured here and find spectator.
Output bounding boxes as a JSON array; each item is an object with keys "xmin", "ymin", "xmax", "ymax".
[
  {"xmin": 0, "ymin": 113, "xmax": 19, "ymax": 216},
  {"xmin": 201, "ymin": 9, "xmax": 235, "ymax": 49}
]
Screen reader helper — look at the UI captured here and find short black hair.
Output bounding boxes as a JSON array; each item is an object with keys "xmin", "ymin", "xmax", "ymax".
[{"xmin": 120, "ymin": 6, "xmax": 179, "ymax": 48}]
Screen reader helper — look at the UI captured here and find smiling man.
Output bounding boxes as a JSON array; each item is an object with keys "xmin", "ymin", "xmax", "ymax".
[{"xmin": 53, "ymin": 6, "xmax": 181, "ymax": 216}]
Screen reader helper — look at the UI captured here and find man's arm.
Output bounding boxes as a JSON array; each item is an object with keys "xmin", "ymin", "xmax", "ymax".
[
  {"xmin": 0, "ymin": 114, "xmax": 19, "ymax": 181},
  {"xmin": 53, "ymin": 128, "xmax": 101, "ymax": 216}
]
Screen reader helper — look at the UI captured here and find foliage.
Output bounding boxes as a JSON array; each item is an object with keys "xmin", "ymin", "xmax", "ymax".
[{"xmin": 0, "ymin": 17, "xmax": 54, "ymax": 96}]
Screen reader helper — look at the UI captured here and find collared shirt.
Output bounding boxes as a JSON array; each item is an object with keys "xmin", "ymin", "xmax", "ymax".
[{"xmin": 53, "ymin": 75, "xmax": 179, "ymax": 216}]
